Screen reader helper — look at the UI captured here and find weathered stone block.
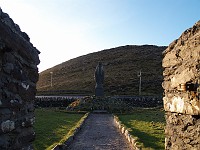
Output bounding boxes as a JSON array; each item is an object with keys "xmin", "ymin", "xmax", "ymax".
[
  {"xmin": 163, "ymin": 20, "xmax": 200, "ymax": 149},
  {"xmin": 163, "ymin": 95, "xmax": 200, "ymax": 115},
  {"xmin": 165, "ymin": 112, "xmax": 200, "ymax": 150},
  {"xmin": 162, "ymin": 50, "xmax": 180, "ymax": 68},
  {"xmin": 0, "ymin": 134, "xmax": 10, "ymax": 149},
  {"xmin": 171, "ymin": 68, "xmax": 196, "ymax": 89},
  {"xmin": 1, "ymin": 120, "xmax": 15, "ymax": 133}
]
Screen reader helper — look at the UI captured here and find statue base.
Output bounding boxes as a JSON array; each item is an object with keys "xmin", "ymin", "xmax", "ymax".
[{"xmin": 95, "ymin": 86, "xmax": 104, "ymax": 97}]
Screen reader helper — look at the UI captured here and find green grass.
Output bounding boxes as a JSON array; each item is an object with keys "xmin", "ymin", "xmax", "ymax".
[
  {"xmin": 33, "ymin": 109, "xmax": 86, "ymax": 150},
  {"xmin": 117, "ymin": 108, "xmax": 165, "ymax": 150}
]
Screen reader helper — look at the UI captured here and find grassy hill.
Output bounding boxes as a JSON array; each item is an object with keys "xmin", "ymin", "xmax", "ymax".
[{"xmin": 36, "ymin": 45, "xmax": 166, "ymax": 96}]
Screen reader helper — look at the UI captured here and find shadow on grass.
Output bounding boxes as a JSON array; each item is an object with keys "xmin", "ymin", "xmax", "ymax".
[
  {"xmin": 123, "ymin": 108, "xmax": 166, "ymax": 123},
  {"xmin": 118, "ymin": 109, "xmax": 165, "ymax": 149},
  {"xmin": 33, "ymin": 109, "xmax": 85, "ymax": 150},
  {"xmin": 130, "ymin": 128, "xmax": 164, "ymax": 149}
]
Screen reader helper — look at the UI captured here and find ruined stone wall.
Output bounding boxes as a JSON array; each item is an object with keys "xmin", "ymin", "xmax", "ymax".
[
  {"xmin": 0, "ymin": 9, "xmax": 40, "ymax": 149},
  {"xmin": 162, "ymin": 21, "xmax": 200, "ymax": 149}
]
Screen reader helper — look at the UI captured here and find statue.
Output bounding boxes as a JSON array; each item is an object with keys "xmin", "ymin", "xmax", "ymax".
[{"xmin": 94, "ymin": 62, "xmax": 104, "ymax": 96}]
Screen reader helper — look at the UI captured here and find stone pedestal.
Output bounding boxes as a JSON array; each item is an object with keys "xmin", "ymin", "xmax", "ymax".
[
  {"xmin": 95, "ymin": 84, "xmax": 104, "ymax": 97},
  {"xmin": 162, "ymin": 21, "xmax": 200, "ymax": 149}
]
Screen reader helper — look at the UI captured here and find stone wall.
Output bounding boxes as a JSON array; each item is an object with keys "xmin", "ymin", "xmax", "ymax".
[
  {"xmin": 162, "ymin": 21, "xmax": 200, "ymax": 149},
  {"xmin": 35, "ymin": 97, "xmax": 76, "ymax": 108},
  {"xmin": 66, "ymin": 96, "xmax": 163, "ymax": 113},
  {"xmin": 0, "ymin": 8, "xmax": 40, "ymax": 149}
]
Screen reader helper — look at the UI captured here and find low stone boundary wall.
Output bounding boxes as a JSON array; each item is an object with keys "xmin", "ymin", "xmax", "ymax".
[
  {"xmin": 113, "ymin": 115, "xmax": 141, "ymax": 150},
  {"xmin": 112, "ymin": 96, "xmax": 163, "ymax": 108},
  {"xmin": 35, "ymin": 95, "xmax": 163, "ymax": 109},
  {"xmin": 35, "ymin": 96, "xmax": 76, "ymax": 108},
  {"xmin": 67, "ymin": 96, "xmax": 163, "ymax": 113},
  {"xmin": 53, "ymin": 112, "xmax": 90, "ymax": 150}
]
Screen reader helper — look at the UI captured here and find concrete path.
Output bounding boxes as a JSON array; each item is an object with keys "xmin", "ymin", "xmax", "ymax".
[{"xmin": 67, "ymin": 113, "xmax": 134, "ymax": 150}]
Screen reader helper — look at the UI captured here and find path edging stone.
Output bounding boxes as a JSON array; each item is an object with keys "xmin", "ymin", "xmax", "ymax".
[
  {"xmin": 113, "ymin": 115, "xmax": 142, "ymax": 150},
  {"xmin": 53, "ymin": 112, "xmax": 90, "ymax": 150}
]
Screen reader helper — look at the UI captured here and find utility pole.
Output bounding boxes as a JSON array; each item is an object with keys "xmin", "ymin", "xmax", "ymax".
[
  {"xmin": 138, "ymin": 70, "xmax": 142, "ymax": 95},
  {"xmin": 50, "ymin": 72, "xmax": 53, "ymax": 87}
]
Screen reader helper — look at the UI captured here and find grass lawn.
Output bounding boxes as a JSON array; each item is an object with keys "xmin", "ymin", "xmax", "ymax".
[
  {"xmin": 117, "ymin": 108, "xmax": 165, "ymax": 150},
  {"xmin": 33, "ymin": 109, "xmax": 86, "ymax": 150}
]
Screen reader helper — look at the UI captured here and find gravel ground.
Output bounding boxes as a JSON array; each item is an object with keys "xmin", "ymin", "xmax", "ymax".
[{"xmin": 67, "ymin": 113, "xmax": 134, "ymax": 150}]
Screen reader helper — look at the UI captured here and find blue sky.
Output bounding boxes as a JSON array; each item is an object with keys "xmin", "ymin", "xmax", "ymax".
[{"xmin": 0, "ymin": 0, "xmax": 199, "ymax": 72}]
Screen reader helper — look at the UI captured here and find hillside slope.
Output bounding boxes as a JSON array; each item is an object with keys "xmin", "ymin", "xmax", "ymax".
[{"xmin": 37, "ymin": 45, "xmax": 166, "ymax": 96}]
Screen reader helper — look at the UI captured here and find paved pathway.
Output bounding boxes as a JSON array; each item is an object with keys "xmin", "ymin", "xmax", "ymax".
[{"xmin": 67, "ymin": 113, "xmax": 134, "ymax": 150}]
